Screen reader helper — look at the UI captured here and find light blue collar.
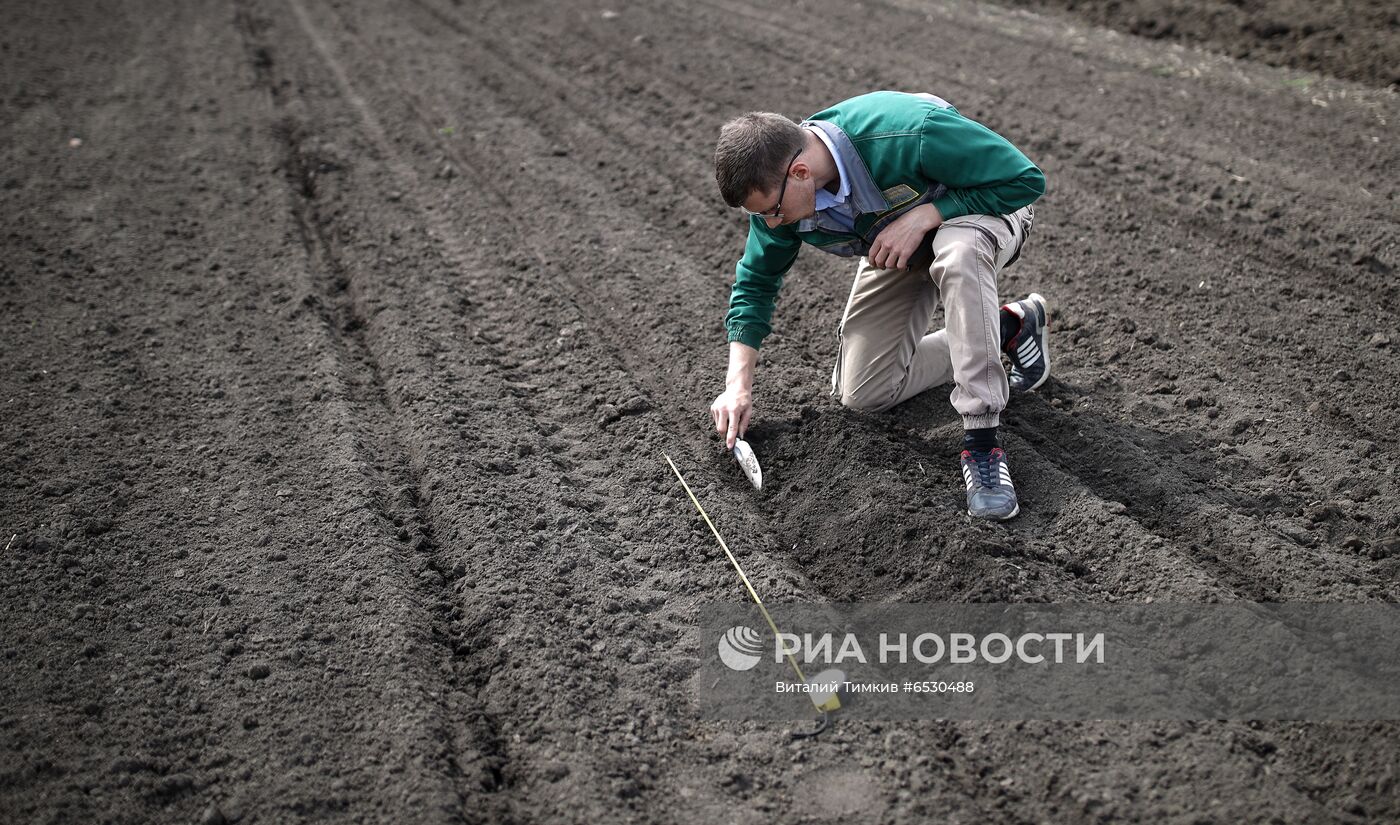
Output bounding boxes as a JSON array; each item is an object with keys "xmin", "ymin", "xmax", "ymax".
[
  {"xmin": 805, "ymin": 125, "xmax": 850, "ymax": 212},
  {"xmin": 796, "ymin": 119, "xmax": 889, "ymax": 216}
]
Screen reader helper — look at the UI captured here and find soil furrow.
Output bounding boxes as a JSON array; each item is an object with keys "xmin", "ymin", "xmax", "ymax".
[
  {"xmin": 403, "ymin": 0, "xmax": 726, "ymax": 229},
  {"xmin": 278, "ymin": 119, "xmax": 514, "ymax": 810},
  {"xmin": 240, "ymin": 1, "xmax": 523, "ymax": 816},
  {"xmin": 296, "ymin": 0, "xmax": 859, "ymax": 606}
]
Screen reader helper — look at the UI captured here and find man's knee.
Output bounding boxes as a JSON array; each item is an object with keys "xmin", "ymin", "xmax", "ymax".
[{"xmin": 838, "ymin": 381, "xmax": 897, "ymax": 414}]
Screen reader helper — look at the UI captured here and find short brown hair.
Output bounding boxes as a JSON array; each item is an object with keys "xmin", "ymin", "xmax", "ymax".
[{"xmin": 714, "ymin": 112, "xmax": 805, "ymax": 208}]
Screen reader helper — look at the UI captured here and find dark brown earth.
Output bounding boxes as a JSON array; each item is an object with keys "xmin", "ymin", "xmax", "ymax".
[
  {"xmin": 1008, "ymin": 0, "xmax": 1400, "ymax": 88},
  {"xmin": 3, "ymin": 0, "xmax": 1398, "ymax": 823}
]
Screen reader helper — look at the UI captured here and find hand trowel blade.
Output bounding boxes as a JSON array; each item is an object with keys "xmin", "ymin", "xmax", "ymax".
[{"xmin": 732, "ymin": 438, "xmax": 763, "ymax": 490}]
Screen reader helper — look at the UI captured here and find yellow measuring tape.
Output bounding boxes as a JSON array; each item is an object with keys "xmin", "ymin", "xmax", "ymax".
[{"xmin": 664, "ymin": 454, "xmax": 840, "ymax": 713}]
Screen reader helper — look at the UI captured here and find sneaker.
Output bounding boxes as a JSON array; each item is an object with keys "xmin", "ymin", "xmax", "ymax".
[
  {"xmin": 1003, "ymin": 293, "xmax": 1050, "ymax": 391},
  {"xmin": 960, "ymin": 447, "xmax": 1020, "ymax": 520}
]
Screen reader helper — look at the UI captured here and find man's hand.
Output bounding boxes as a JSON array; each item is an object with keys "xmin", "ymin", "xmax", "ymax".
[
  {"xmin": 867, "ymin": 203, "xmax": 943, "ymax": 270},
  {"xmin": 710, "ymin": 383, "xmax": 752, "ymax": 450},
  {"xmin": 711, "ymin": 341, "xmax": 759, "ymax": 450}
]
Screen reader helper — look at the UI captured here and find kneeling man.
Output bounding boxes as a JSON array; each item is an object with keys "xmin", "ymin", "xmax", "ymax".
[{"xmin": 710, "ymin": 90, "xmax": 1050, "ymax": 520}]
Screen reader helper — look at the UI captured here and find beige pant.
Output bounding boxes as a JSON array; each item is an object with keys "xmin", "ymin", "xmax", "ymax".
[{"xmin": 831, "ymin": 206, "xmax": 1032, "ymax": 429}]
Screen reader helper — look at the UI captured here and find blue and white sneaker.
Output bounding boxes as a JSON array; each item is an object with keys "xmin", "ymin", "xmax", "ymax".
[
  {"xmin": 1003, "ymin": 293, "xmax": 1050, "ymax": 391},
  {"xmin": 960, "ymin": 447, "xmax": 1019, "ymax": 520}
]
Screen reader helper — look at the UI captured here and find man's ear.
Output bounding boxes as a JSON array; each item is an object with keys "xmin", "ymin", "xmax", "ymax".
[{"xmin": 790, "ymin": 160, "xmax": 812, "ymax": 181}]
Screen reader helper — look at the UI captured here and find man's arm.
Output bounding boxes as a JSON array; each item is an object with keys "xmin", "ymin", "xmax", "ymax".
[
  {"xmin": 710, "ymin": 341, "xmax": 760, "ymax": 449},
  {"xmin": 918, "ymin": 108, "xmax": 1045, "ymax": 220},
  {"xmin": 714, "ymin": 219, "xmax": 801, "ymax": 447},
  {"xmin": 724, "ymin": 218, "xmax": 802, "ymax": 349}
]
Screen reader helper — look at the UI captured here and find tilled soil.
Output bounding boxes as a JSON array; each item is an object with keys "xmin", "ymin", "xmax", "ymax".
[
  {"xmin": 2, "ymin": 0, "xmax": 1398, "ymax": 823},
  {"xmin": 1009, "ymin": 0, "xmax": 1400, "ymax": 87}
]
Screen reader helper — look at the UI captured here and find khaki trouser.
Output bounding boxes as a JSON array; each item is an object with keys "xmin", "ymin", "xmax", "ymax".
[{"xmin": 831, "ymin": 205, "xmax": 1032, "ymax": 430}]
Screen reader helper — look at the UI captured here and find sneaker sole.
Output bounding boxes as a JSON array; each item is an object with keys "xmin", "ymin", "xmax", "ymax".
[{"xmin": 968, "ymin": 503, "xmax": 1021, "ymax": 520}]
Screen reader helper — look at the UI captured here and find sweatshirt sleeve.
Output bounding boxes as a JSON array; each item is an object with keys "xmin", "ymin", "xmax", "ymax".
[
  {"xmin": 725, "ymin": 218, "xmax": 802, "ymax": 350},
  {"xmin": 920, "ymin": 108, "xmax": 1046, "ymax": 221}
]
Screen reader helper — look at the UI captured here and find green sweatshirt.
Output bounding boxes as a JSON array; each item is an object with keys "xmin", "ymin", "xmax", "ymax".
[{"xmin": 725, "ymin": 91, "xmax": 1046, "ymax": 350}]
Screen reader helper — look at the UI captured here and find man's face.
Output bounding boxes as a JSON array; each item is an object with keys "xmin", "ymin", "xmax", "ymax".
[{"xmin": 741, "ymin": 159, "xmax": 816, "ymax": 228}]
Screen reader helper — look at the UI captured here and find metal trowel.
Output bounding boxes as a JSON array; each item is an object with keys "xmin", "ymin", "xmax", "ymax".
[{"xmin": 732, "ymin": 438, "xmax": 763, "ymax": 489}]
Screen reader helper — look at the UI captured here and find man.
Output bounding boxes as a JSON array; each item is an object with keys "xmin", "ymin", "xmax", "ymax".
[{"xmin": 710, "ymin": 90, "xmax": 1049, "ymax": 520}]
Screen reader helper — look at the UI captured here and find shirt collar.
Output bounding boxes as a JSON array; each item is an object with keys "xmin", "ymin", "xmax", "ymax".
[
  {"xmin": 804, "ymin": 124, "xmax": 850, "ymax": 212},
  {"xmin": 798, "ymin": 119, "xmax": 889, "ymax": 215}
]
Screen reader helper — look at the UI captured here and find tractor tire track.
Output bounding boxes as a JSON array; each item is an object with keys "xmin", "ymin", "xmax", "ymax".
[{"xmin": 236, "ymin": 2, "xmax": 515, "ymax": 817}]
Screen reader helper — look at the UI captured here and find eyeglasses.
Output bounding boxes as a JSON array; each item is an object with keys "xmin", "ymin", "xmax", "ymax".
[{"xmin": 740, "ymin": 148, "xmax": 803, "ymax": 221}]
